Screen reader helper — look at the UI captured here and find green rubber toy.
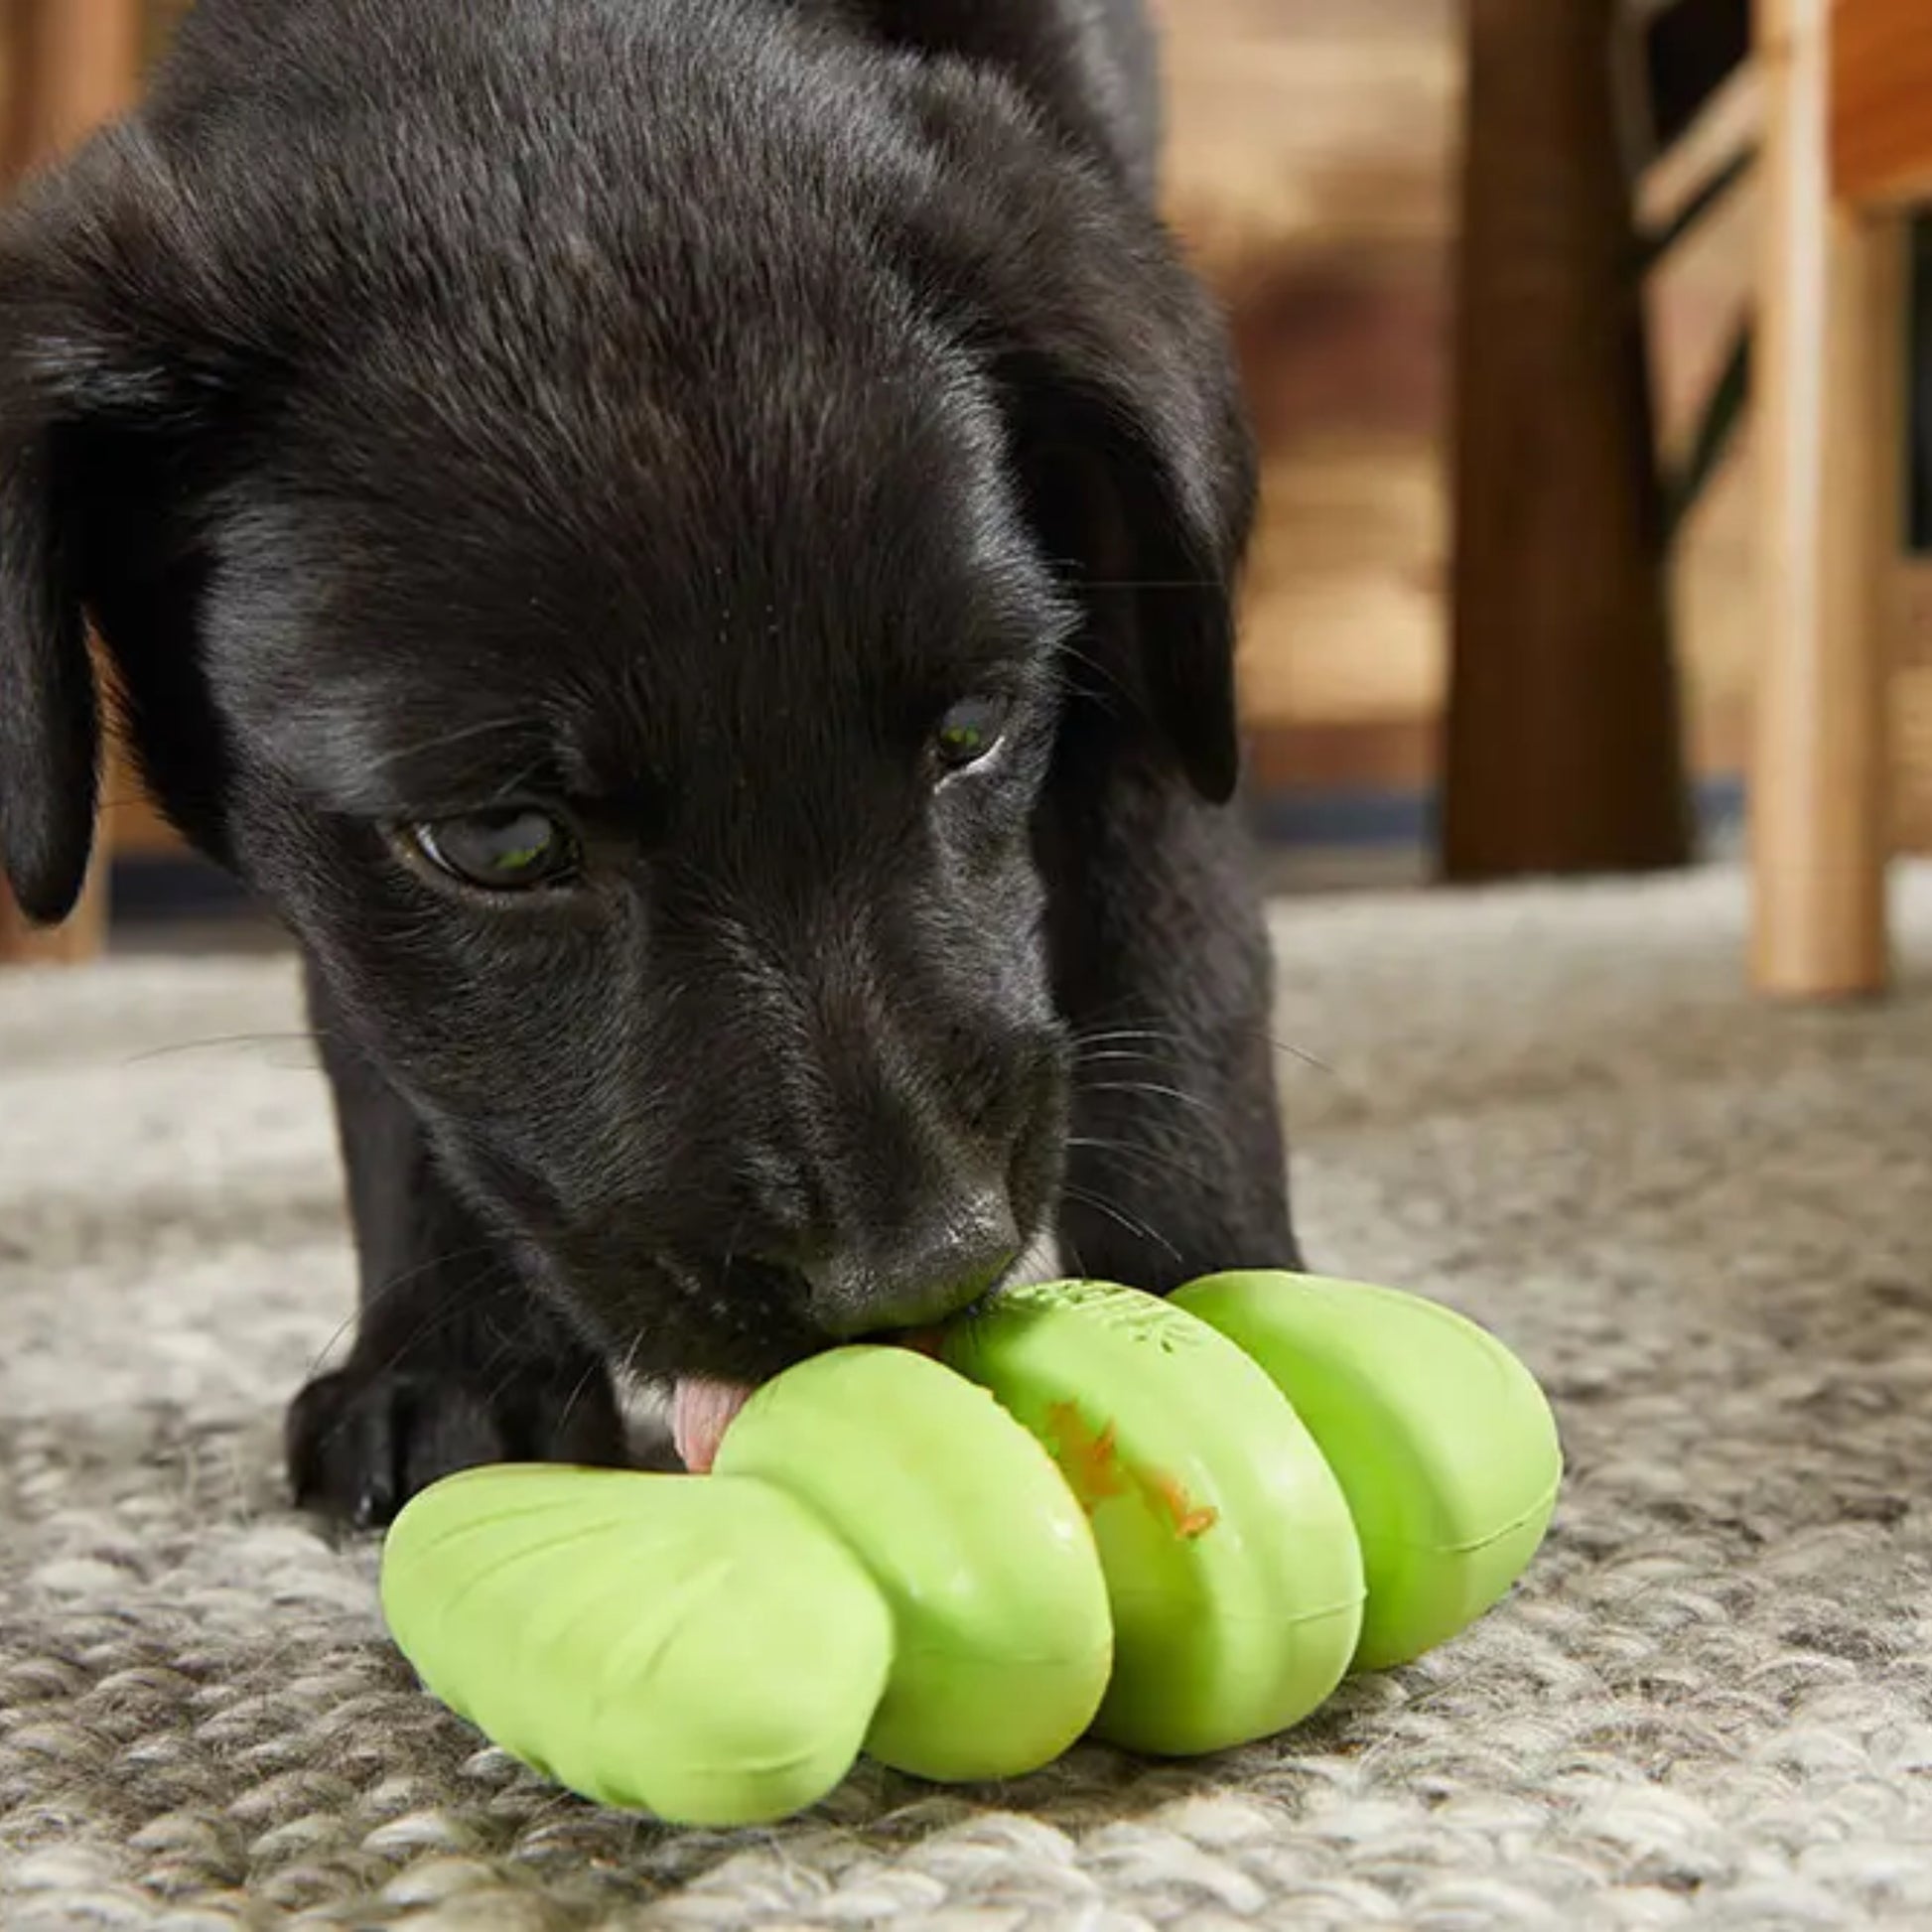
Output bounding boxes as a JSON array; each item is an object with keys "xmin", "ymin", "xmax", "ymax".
[
  {"xmin": 1172, "ymin": 1273, "xmax": 1563, "ymax": 1673},
  {"xmin": 940, "ymin": 1280, "xmax": 1366, "ymax": 1756},
  {"xmin": 377, "ymin": 1463, "xmax": 894, "ymax": 1824},
  {"xmin": 379, "ymin": 1272, "xmax": 1562, "ymax": 1827},
  {"xmin": 711, "ymin": 1345, "xmax": 1114, "ymax": 1781}
]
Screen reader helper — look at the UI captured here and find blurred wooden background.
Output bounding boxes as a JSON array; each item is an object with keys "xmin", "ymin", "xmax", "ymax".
[{"xmin": 1152, "ymin": 0, "xmax": 1757, "ymax": 803}]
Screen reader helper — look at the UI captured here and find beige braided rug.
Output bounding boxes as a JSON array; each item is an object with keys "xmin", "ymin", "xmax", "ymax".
[{"xmin": 7, "ymin": 864, "xmax": 1932, "ymax": 1929}]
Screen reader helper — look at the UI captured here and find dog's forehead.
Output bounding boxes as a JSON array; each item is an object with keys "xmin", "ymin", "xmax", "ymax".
[{"xmin": 209, "ymin": 345, "xmax": 1062, "ymax": 817}]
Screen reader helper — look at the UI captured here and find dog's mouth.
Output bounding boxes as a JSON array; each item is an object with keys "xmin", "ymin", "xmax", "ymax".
[
  {"xmin": 669, "ymin": 1327, "xmax": 947, "ymax": 1473},
  {"xmin": 645, "ymin": 1146, "xmax": 1064, "ymax": 1474},
  {"xmin": 670, "ymin": 1375, "xmax": 756, "ymax": 1474}
]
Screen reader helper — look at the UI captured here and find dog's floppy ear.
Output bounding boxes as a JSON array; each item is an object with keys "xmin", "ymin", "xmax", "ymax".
[
  {"xmin": 913, "ymin": 128, "xmax": 1259, "ymax": 802},
  {"xmin": 996, "ymin": 306, "xmax": 1255, "ymax": 802},
  {"xmin": 0, "ymin": 125, "xmax": 237, "ymax": 921},
  {"xmin": 0, "ymin": 349, "xmax": 97, "ymax": 923}
]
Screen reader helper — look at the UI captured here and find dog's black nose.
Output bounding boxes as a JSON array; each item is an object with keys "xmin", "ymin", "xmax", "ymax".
[{"xmin": 803, "ymin": 1194, "xmax": 1022, "ymax": 1338}]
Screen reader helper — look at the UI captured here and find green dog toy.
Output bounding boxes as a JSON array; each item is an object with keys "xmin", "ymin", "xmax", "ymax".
[{"xmin": 379, "ymin": 1272, "xmax": 1562, "ymax": 1825}]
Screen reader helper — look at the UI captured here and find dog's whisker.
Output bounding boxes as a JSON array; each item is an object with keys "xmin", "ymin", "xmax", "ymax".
[
  {"xmin": 304, "ymin": 1241, "xmax": 508, "ymax": 1370},
  {"xmin": 1072, "ymin": 1027, "xmax": 1180, "ymax": 1051},
  {"xmin": 329, "ymin": 1274, "xmax": 517, "ymax": 1398},
  {"xmin": 467, "ymin": 1305, "xmax": 571, "ymax": 1426},
  {"xmin": 1059, "ymin": 1182, "xmax": 1180, "ymax": 1263},
  {"xmin": 123, "ymin": 1031, "xmax": 337, "ymax": 1068},
  {"xmin": 1064, "ymin": 1132, "xmax": 1220, "ymax": 1193},
  {"xmin": 1074, "ymin": 1013, "xmax": 1336, "ymax": 1077},
  {"xmin": 1077, "ymin": 1076, "xmax": 1219, "ymax": 1121},
  {"xmin": 300, "ymin": 1249, "xmax": 513, "ymax": 1387},
  {"xmin": 297, "ymin": 1293, "xmax": 518, "ymax": 1473},
  {"xmin": 550, "ymin": 1351, "xmax": 610, "ymax": 1447},
  {"xmin": 615, "ymin": 1330, "xmax": 649, "ymax": 1391},
  {"xmin": 1259, "ymin": 1033, "xmax": 1336, "ymax": 1074},
  {"xmin": 1051, "ymin": 640, "xmax": 1134, "ymax": 714}
]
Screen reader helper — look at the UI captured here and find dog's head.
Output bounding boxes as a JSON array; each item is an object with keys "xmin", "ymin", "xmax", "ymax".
[{"xmin": 0, "ymin": 15, "xmax": 1254, "ymax": 1388}]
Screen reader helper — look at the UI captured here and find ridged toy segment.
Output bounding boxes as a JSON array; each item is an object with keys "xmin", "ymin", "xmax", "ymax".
[
  {"xmin": 712, "ymin": 1345, "xmax": 1113, "ymax": 1780},
  {"xmin": 379, "ymin": 1463, "xmax": 892, "ymax": 1825},
  {"xmin": 1173, "ymin": 1272, "xmax": 1563, "ymax": 1672},
  {"xmin": 942, "ymin": 1280, "xmax": 1367, "ymax": 1756}
]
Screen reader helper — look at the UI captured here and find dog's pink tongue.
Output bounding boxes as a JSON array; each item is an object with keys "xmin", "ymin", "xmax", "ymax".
[
  {"xmin": 672, "ymin": 1377, "xmax": 755, "ymax": 1474},
  {"xmin": 673, "ymin": 1334, "xmax": 943, "ymax": 1473}
]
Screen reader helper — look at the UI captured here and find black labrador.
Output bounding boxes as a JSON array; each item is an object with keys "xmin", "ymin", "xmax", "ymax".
[{"xmin": 0, "ymin": 0, "xmax": 1296, "ymax": 1523}]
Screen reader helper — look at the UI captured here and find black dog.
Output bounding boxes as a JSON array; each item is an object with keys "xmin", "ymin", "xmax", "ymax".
[{"xmin": 0, "ymin": 0, "xmax": 1295, "ymax": 1524}]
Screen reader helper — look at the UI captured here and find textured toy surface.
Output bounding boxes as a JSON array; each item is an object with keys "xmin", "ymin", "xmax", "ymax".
[{"xmin": 380, "ymin": 1272, "xmax": 1563, "ymax": 1826}]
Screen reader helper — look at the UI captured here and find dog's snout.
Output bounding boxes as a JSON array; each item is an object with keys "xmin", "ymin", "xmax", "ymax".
[{"xmin": 804, "ymin": 1193, "xmax": 1022, "ymax": 1338}]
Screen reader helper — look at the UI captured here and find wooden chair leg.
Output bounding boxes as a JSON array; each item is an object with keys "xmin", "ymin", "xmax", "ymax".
[
  {"xmin": 0, "ymin": 0, "xmax": 145, "ymax": 965},
  {"xmin": 1749, "ymin": 0, "xmax": 1899, "ymax": 1000}
]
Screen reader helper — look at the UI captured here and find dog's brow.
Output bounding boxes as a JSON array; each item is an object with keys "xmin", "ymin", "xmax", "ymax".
[
  {"xmin": 392, "ymin": 715, "xmax": 557, "ymax": 770},
  {"xmin": 288, "ymin": 708, "xmax": 563, "ymax": 816}
]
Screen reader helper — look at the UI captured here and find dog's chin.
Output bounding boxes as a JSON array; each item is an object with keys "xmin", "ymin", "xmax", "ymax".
[{"xmin": 657, "ymin": 1225, "xmax": 1066, "ymax": 1473}]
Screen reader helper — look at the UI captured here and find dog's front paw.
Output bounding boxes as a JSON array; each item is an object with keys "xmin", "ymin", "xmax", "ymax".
[{"xmin": 286, "ymin": 1351, "xmax": 628, "ymax": 1530}]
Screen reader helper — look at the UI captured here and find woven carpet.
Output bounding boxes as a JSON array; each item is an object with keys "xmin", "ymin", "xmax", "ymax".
[{"xmin": 7, "ymin": 864, "xmax": 1932, "ymax": 1929}]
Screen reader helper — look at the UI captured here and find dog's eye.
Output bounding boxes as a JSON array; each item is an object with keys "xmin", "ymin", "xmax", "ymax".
[
  {"xmin": 932, "ymin": 696, "xmax": 1012, "ymax": 773},
  {"xmin": 412, "ymin": 807, "xmax": 580, "ymax": 892}
]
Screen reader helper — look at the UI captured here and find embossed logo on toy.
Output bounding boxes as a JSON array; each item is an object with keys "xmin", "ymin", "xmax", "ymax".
[{"xmin": 1010, "ymin": 1281, "xmax": 1211, "ymax": 1356}]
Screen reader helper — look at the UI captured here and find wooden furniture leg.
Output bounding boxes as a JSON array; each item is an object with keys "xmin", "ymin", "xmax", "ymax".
[
  {"xmin": 1440, "ymin": 0, "xmax": 1693, "ymax": 883},
  {"xmin": 1749, "ymin": 0, "xmax": 1899, "ymax": 999},
  {"xmin": 0, "ymin": 0, "xmax": 144, "ymax": 965}
]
